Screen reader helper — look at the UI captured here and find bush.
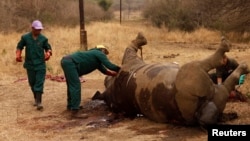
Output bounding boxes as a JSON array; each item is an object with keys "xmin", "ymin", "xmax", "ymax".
[
  {"xmin": 142, "ymin": 0, "xmax": 197, "ymax": 32},
  {"xmin": 142, "ymin": 0, "xmax": 250, "ymax": 34},
  {"xmin": 0, "ymin": 0, "xmax": 114, "ymax": 33}
]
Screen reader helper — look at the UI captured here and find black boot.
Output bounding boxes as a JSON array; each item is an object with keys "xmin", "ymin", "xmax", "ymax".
[
  {"xmin": 71, "ymin": 110, "xmax": 88, "ymax": 119},
  {"xmin": 35, "ymin": 93, "xmax": 43, "ymax": 110},
  {"xmin": 33, "ymin": 93, "xmax": 37, "ymax": 106}
]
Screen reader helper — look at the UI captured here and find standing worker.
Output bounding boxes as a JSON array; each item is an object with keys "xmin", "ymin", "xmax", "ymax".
[
  {"xmin": 61, "ymin": 45, "xmax": 120, "ymax": 119},
  {"xmin": 16, "ymin": 20, "xmax": 52, "ymax": 110}
]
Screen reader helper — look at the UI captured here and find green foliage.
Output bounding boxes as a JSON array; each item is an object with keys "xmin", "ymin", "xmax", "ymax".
[
  {"xmin": 143, "ymin": 0, "xmax": 250, "ymax": 33},
  {"xmin": 97, "ymin": 0, "xmax": 113, "ymax": 11},
  {"xmin": 176, "ymin": 10, "xmax": 196, "ymax": 32},
  {"xmin": 142, "ymin": 0, "xmax": 197, "ymax": 32},
  {"xmin": 0, "ymin": 0, "xmax": 114, "ymax": 32}
]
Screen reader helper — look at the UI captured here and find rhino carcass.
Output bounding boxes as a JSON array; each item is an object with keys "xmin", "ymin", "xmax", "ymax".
[
  {"xmin": 104, "ymin": 62, "xmax": 181, "ymax": 123},
  {"xmin": 94, "ymin": 32, "xmax": 183, "ymax": 123},
  {"xmin": 93, "ymin": 33, "xmax": 249, "ymax": 126}
]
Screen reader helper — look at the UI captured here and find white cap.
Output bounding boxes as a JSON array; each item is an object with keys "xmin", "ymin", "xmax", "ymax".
[
  {"xmin": 32, "ymin": 20, "xmax": 44, "ymax": 29},
  {"xmin": 96, "ymin": 45, "xmax": 106, "ymax": 49},
  {"xmin": 96, "ymin": 45, "xmax": 109, "ymax": 54}
]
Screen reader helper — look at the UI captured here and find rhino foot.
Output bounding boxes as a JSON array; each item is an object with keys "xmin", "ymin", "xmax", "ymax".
[{"xmin": 197, "ymin": 102, "xmax": 219, "ymax": 126}]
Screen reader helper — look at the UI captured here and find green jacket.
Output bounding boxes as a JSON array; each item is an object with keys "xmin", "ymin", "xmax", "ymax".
[
  {"xmin": 69, "ymin": 48, "xmax": 120, "ymax": 76},
  {"xmin": 16, "ymin": 32, "xmax": 52, "ymax": 70}
]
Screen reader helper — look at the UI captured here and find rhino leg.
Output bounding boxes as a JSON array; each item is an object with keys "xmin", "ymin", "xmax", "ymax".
[{"xmin": 197, "ymin": 101, "xmax": 219, "ymax": 126}]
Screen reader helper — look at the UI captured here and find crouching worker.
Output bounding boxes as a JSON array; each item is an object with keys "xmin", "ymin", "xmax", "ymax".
[
  {"xmin": 209, "ymin": 54, "xmax": 247, "ymax": 101},
  {"xmin": 61, "ymin": 45, "xmax": 120, "ymax": 119},
  {"xmin": 209, "ymin": 54, "xmax": 239, "ymax": 85}
]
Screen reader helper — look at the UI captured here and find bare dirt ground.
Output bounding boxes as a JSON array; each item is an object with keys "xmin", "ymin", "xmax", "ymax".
[{"xmin": 1, "ymin": 42, "xmax": 250, "ymax": 141}]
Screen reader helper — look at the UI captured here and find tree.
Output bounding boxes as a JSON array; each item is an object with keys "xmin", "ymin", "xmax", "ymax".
[
  {"xmin": 143, "ymin": 0, "xmax": 250, "ymax": 33},
  {"xmin": 98, "ymin": 0, "xmax": 113, "ymax": 11}
]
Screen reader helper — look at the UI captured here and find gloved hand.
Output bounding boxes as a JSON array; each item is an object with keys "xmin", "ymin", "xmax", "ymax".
[
  {"xmin": 44, "ymin": 50, "xmax": 52, "ymax": 61},
  {"xmin": 239, "ymin": 74, "xmax": 246, "ymax": 85},
  {"xmin": 106, "ymin": 70, "xmax": 118, "ymax": 76},
  {"xmin": 16, "ymin": 49, "xmax": 22, "ymax": 62}
]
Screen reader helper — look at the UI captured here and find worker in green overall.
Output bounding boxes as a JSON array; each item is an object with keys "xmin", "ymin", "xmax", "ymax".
[
  {"xmin": 61, "ymin": 45, "xmax": 120, "ymax": 119},
  {"xmin": 16, "ymin": 20, "xmax": 52, "ymax": 110}
]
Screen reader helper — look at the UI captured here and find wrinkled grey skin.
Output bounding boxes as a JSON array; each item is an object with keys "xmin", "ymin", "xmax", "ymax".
[
  {"xmin": 94, "ymin": 32, "xmax": 183, "ymax": 123},
  {"xmin": 93, "ymin": 34, "xmax": 249, "ymax": 126},
  {"xmin": 174, "ymin": 37, "xmax": 249, "ymax": 125},
  {"xmin": 196, "ymin": 63, "xmax": 249, "ymax": 126},
  {"xmin": 175, "ymin": 37, "xmax": 231, "ymax": 125},
  {"xmin": 105, "ymin": 62, "xmax": 181, "ymax": 123}
]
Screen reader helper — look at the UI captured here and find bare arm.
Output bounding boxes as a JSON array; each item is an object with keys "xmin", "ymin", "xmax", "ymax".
[{"xmin": 217, "ymin": 77, "xmax": 222, "ymax": 84}]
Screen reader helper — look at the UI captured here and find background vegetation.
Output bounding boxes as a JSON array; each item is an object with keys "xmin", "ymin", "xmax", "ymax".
[
  {"xmin": 0, "ymin": 0, "xmax": 250, "ymax": 77},
  {"xmin": 1, "ymin": 0, "xmax": 250, "ymax": 37},
  {"xmin": 0, "ymin": 22, "xmax": 223, "ymax": 79},
  {"xmin": 141, "ymin": 0, "xmax": 250, "ymax": 43}
]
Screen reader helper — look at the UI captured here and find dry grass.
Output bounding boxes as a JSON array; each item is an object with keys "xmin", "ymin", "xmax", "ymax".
[
  {"xmin": 0, "ymin": 22, "xmax": 222, "ymax": 78},
  {"xmin": 1, "ymin": 22, "xmax": 250, "ymax": 141}
]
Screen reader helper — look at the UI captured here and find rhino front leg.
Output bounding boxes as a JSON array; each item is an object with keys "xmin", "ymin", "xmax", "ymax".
[{"xmin": 196, "ymin": 101, "xmax": 219, "ymax": 126}]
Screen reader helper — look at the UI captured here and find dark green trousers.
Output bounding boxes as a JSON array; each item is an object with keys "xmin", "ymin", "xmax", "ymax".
[
  {"xmin": 26, "ymin": 68, "xmax": 46, "ymax": 94},
  {"xmin": 61, "ymin": 57, "xmax": 81, "ymax": 110}
]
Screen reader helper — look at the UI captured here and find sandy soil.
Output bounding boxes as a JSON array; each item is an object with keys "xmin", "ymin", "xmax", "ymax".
[{"xmin": 1, "ymin": 42, "xmax": 250, "ymax": 141}]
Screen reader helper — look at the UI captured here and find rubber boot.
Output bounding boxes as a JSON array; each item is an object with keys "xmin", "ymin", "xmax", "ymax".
[
  {"xmin": 67, "ymin": 106, "xmax": 83, "ymax": 111},
  {"xmin": 71, "ymin": 110, "xmax": 88, "ymax": 119},
  {"xmin": 36, "ymin": 93, "xmax": 43, "ymax": 110},
  {"xmin": 33, "ymin": 93, "xmax": 37, "ymax": 106}
]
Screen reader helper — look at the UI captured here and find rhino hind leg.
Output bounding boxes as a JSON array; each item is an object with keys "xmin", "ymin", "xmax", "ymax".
[{"xmin": 197, "ymin": 102, "xmax": 219, "ymax": 126}]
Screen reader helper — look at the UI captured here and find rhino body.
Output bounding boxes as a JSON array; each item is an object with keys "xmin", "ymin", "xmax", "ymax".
[
  {"xmin": 102, "ymin": 62, "xmax": 183, "ymax": 123},
  {"xmin": 93, "ymin": 34, "xmax": 249, "ymax": 126}
]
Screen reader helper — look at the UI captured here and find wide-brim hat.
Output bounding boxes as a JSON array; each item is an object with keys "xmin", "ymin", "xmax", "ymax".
[
  {"xmin": 96, "ymin": 45, "xmax": 109, "ymax": 54},
  {"xmin": 96, "ymin": 45, "xmax": 106, "ymax": 49}
]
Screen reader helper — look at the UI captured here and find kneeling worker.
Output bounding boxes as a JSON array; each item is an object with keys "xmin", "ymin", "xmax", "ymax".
[{"xmin": 209, "ymin": 55, "xmax": 246, "ymax": 101}]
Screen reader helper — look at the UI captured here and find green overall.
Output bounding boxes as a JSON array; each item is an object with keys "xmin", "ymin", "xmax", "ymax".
[
  {"xmin": 16, "ymin": 32, "xmax": 52, "ymax": 95},
  {"xmin": 61, "ymin": 48, "xmax": 120, "ymax": 110}
]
